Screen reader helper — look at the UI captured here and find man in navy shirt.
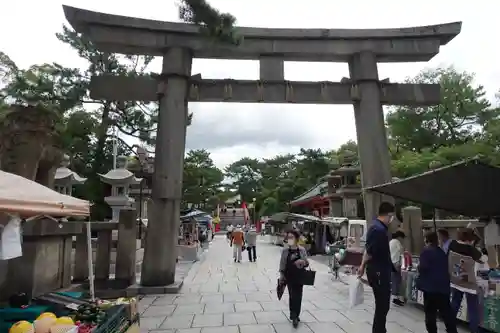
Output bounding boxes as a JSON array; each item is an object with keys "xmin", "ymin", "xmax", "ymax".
[{"xmin": 358, "ymin": 202, "xmax": 395, "ymax": 333}]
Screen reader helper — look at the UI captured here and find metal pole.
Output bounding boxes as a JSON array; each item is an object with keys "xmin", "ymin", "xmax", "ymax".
[
  {"xmin": 138, "ymin": 179, "xmax": 144, "ymax": 235},
  {"xmin": 432, "ymin": 208, "xmax": 437, "ymax": 231},
  {"xmin": 86, "ymin": 219, "xmax": 95, "ymax": 301},
  {"xmin": 112, "ymin": 127, "xmax": 118, "ymax": 169}
]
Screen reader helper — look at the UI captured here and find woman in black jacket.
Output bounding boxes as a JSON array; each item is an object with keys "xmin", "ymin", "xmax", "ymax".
[{"xmin": 278, "ymin": 230, "xmax": 309, "ymax": 328}]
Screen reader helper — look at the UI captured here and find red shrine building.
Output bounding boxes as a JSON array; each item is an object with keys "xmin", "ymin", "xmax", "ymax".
[
  {"xmin": 290, "ymin": 182, "xmax": 330, "ymax": 217},
  {"xmin": 290, "ymin": 155, "xmax": 364, "ymax": 218}
]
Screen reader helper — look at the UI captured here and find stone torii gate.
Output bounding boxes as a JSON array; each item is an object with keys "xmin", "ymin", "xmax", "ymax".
[{"xmin": 63, "ymin": 5, "xmax": 461, "ymax": 287}]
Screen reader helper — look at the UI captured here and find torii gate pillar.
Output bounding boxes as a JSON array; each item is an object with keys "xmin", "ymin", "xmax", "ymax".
[
  {"xmin": 349, "ymin": 51, "xmax": 393, "ymax": 221},
  {"xmin": 141, "ymin": 48, "xmax": 192, "ymax": 286}
]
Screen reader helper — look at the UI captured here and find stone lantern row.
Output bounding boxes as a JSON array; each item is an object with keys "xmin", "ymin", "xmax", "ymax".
[{"xmin": 54, "ymin": 154, "xmax": 150, "ymax": 222}]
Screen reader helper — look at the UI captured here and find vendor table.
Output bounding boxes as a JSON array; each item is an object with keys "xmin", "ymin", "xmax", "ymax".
[{"xmin": 402, "ymin": 270, "xmax": 500, "ymax": 332}]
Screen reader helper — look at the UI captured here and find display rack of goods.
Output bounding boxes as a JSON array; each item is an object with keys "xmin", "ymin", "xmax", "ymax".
[
  {"xmin": 91, "ymin": 305, "xmax": 128, "ymax": 333},
  {"xmin": 74, "ymin": 303, "xmax": 106, "ymax": 333},
  {"xmin": 482, "ymin": 296, "xmax": 500, "ymax": 333},
  {"xmin": 9, "ymin": 313, "xmax": 78, "ymax": 333}
]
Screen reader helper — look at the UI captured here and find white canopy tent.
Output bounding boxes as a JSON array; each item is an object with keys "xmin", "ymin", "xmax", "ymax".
[
  {"xmin": 0, "ymin": 170, "xmax": 90, "ymax": 216},
  {"xmin": 0, "ymin": 170, "xmax": 94, "ymax": 299}
]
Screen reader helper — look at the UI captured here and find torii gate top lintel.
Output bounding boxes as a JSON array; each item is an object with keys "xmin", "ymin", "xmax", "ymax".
[{"xmin": 63, "ymin": 5, "xmax": 461, "ymax": 62}]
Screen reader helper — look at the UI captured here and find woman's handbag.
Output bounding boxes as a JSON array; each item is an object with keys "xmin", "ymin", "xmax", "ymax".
[
  {"xmin": 276, "ymin": 279, "xmax": 286, "ymax": 300},
  {"xmin": 300, "ymin": 268, "xmax": 316, "ymax": 286}
]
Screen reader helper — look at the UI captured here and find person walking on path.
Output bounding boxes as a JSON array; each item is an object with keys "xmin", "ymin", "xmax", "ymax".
[
  {"xmin": 279, "ymin": 230, "xmax": 309, "ymax": 328},
  {"xmin": 245, "ymin": 226, "xmax": 258, "ymax": 262},
  {"xmin": 231, "ymin": 225, "xmax": 244, "ymax": 263},
  {"xmin": 226, "ymin": 225, "xmax": 234, "ymax": 242},
  {"xmin": 358, "ymin": 202, "xmax": 396, "ymax": 333},
  {"xmin": 389, "ymin": 230, "xmax": 406, "ymax": 306},
  {"xmin": 417, "ymin": 231, "xmax": 458, "ymax": 333}
]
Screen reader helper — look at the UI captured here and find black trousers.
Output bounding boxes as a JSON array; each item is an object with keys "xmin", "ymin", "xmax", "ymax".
[
  {"xmin": 423, "ymin": 292, "xmax": 458, "ymax": 333},
  {"xmin": 287, "ymin": 283, "xmax": 303, "ymax": 320},
  {"xmin": 367, "ymin": 269, "xmax": 391, "ymax": 333},
  {"xmin": 247, "ymin": 246, "xmax": 257, "ymax": 261}
]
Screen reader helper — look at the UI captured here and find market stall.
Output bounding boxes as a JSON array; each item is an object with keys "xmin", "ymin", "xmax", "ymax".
[
  {"xmin": 0, "ymin": 170, "xmax": 138, "ymax": 333},
  {"xmin": 265, "ymin": 213, "xmax": 291, "ymax": 245},
  {"xmin": 178, "ymin": 211, "xmax": 204, "ymax": 261},
  {"xmin": 193, "ymin": 213, "xmax": 213, "ymax": 248},
  {"xmin": 320, "ymin": 217, "xmax": 348, "ymax": 250},
  {"xmin": 268, "ymin": 212, "xmax": 321, "ymax": 250},
  {"xmin": 366, "ymin": 158, "xmax": 500, "ymax": 332}
]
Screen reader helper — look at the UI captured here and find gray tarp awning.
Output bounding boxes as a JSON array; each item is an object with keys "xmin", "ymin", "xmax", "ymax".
[
  {"xmin": 365, "ymin": 159, "xmax": 500, "ymax": 217},
  {"xmin": 269, "ymin": 212, "xmax": 321, "ymax": 223}
]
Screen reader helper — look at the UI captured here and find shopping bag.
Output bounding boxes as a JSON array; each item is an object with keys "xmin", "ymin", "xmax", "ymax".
[
  {"xmin": 0, "ymin": 215, "xmax": 22, "ymax": 260},
  {"xmin": 276, "ymin": 279, "xmax": 286, "ymax": 300},
  {"xmin": 349, "ymin": 276, "xmax": 364, "ymax": 308},
  {"xmin": 300, "ymin": 269, "xmax": 316, "ymax": 286}
]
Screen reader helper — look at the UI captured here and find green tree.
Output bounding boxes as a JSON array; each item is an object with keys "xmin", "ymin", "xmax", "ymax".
[
  {"xmin": 183, "ymin": 149, "xmax": 224, "ymax": 209},
  {"xmin": 226, "ymin": 148, "xmax": 337, "ymax": 217},
  {"xmin": 293, "ymin": 148, "xmax": 332, "ymax": 187},
  {"xmin": 387, "ymin": 67, "xmax": 500, "ymax": 177},
  {"xmin": 179, "ymin": 0, "xmax": 240, "ymax": 45},
  {"xmin": 0, "ymin": 47, "xmax": 145, "ymax": 218},
  {"xmin": 224, "ymin": 157, "xmax": 262, "ymax": 203},
  {"xmin": 387, "ymin": 67, "xmax": 495, "ymax": 153}
]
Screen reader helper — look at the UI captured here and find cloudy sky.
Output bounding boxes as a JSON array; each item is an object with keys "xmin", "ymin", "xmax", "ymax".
[{"xmin": 1, "ymin": 0, "xmax": 499, "ymax": 168}]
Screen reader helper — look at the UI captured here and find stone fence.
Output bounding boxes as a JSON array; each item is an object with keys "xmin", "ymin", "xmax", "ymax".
[
  {"xmin": 401, "ymin": 206, "xmax": 480, "ymax": 255},
  {"xmin": 71, "ymin": 209, "xmax": 145, "ymax": 298}
]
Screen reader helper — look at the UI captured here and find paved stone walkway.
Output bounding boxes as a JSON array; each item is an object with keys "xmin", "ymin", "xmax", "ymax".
[{"xmin": 139, "ymin": 236, "xmax": 467, "ymax": 333}]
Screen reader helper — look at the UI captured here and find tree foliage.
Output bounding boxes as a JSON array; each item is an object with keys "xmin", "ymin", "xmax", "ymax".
[
  {"xmin": 387, "ymin": 67, "xmax": 496, "ymax": 153},
  {"xmin": 0, "ymin": 25, "xmax": 208, "ymax": 218},
  {"xmin": 388, "ymin": 67, "xmax": 500, "ymax": 177},
  {"xmin": 178, "ymin": 0, "xmax": 240, "ymax": 45},
  {"xmin": 224, "ymin": 148, "xmax": 349, "ymax": 216},
  {"xmin": 183, "ymin": 149, "xmax": 224, "ymax": 208}
]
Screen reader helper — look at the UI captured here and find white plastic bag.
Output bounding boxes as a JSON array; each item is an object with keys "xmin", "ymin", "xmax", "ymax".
[
  {"xmin": 0, "ymin": 214, "xmax": 22, "ymax": 260},
  {"xmin": 349, "ymin": 276, "xmax": 364, "ymax": 308}
]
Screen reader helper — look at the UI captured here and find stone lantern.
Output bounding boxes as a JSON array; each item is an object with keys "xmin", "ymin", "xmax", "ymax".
[
  {"xmin": 326, "ymin": 158, "xmax": 343, "ymax": 217},
  {"xmin": 330, "ymin": 152, "xmax": 362, "ymax": 218},
  {"xmin": 54, "ymin": 154, "xmax": 87, "ymax": 195},
  {"xmin": 99, "ymin": 155, "xmax": 142, "ymax": 222}
]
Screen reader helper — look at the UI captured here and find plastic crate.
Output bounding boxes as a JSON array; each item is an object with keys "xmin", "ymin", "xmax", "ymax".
[{"xmin": 92, "ymin": 305, "xmax": 129, "ymax": 333}]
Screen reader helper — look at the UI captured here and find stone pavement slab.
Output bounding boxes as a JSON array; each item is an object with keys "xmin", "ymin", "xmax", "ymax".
[
  {"xmin": 139, "ymin": 236, "xmax": 468, "ymax": 333},
  {"xmin": 223, "ymin": 312, "xmax": 257, "ymax": 326}
]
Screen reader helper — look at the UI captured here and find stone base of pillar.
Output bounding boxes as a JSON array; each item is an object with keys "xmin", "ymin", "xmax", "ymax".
[
  {"xmin": 125, "ymin": 281, "xmax": 184, "ymax": 296},
  {"xmin": 141, "ymin": 199, "xmax": 180, "ymax": 286}
]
